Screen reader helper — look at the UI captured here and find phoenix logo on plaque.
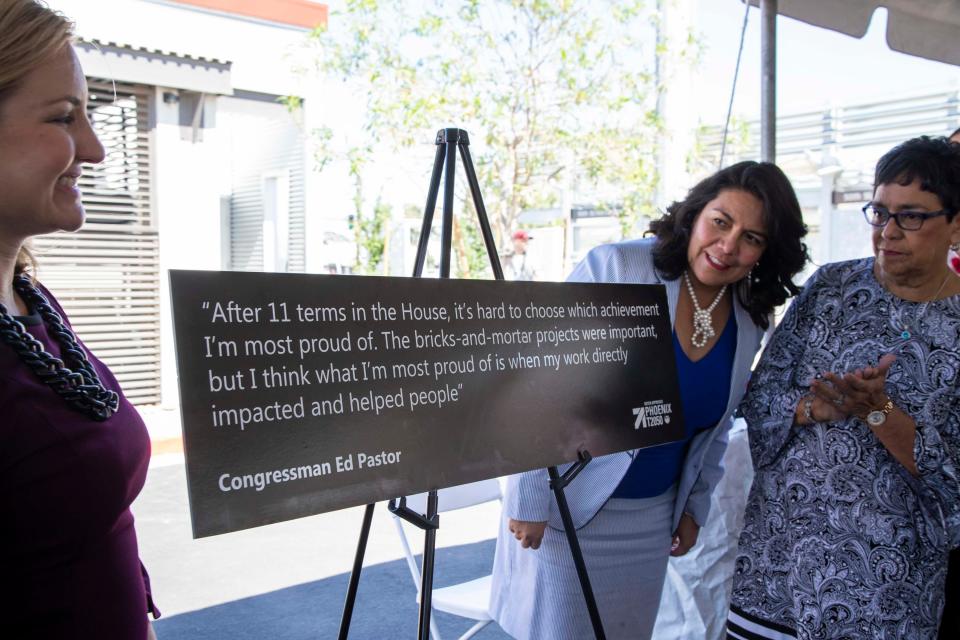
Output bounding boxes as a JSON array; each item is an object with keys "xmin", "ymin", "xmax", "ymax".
[
  {"xmin": 632, "ymin": 400, "xmax": 673, "ymax": 429},
  {"xmin": 170, "ymin": 271, "xmax": 683, "ymax": 538}
]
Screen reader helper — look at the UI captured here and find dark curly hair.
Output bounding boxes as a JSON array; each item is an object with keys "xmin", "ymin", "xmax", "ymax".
[
  {"xmin": 876, "ymin": 136, "xmax": 960, "ymax": 222},
  {"xmin": 648, "ymin": 161, "xmax": 809, "ymax": 329}
]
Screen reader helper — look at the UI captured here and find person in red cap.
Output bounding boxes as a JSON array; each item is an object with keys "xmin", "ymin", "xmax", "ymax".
[{"xmin": 503, "ymin": 229, "xmax": 536, "ymax": 281}]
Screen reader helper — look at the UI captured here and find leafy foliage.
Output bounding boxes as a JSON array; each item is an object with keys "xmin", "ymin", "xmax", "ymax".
[
  {"xmin": 305, "ymin": 0, "xmax": 692, "ymax": 275},
  {"xmin": 356, "ymin": 197, "xmax": 390, "ymax": 275}
]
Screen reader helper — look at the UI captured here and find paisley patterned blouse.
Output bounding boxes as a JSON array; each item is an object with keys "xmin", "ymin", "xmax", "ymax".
[{"xmin": 731, "ymin": 258, "xmax": 960, "ymax": 639}]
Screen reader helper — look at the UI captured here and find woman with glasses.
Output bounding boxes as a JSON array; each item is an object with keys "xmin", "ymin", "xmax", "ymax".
[{"xmin": 727, "ymin": 136, "xmax": 960, "ymax": 640}]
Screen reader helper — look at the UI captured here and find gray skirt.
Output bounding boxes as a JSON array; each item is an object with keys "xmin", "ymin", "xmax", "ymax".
[{"xmin": 490, "ymin": 486, "xmax": 676, "ymax": 640}]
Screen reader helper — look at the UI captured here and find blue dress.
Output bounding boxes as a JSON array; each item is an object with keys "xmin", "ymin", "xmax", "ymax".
[
  {"xmin": 612, "ymin": 312, "xmax": 735, "ymax": 499},
  {"xmin": 492, "ymin": 238, "xmax": 766, "ymax": 640}
]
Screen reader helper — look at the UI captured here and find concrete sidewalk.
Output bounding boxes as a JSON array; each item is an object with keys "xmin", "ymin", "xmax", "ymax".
[
  {"xmin": 134, "ymin": 407, "xmax": 744, "ymax": 639},
  {"xmin": 139, "ymin": 405, "xmax": 186, "ymax": 463},
  {"xmin": 135, "ymin": 461, "xmax": 509, "ymax": 639},
  {"xmin": 133, "ymin": 406, "xmax": 510, "ymax": 638}
]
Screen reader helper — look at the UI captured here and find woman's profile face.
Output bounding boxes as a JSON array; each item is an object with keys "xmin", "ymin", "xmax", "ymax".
[
  {"xmin": 0, "ymin": 44, "xmax": 104, "ymax": 246},
  {"xmin": 686, "ymin": 188, "xmax": 768, "ymax": 289},
  {"xmin": 872, "ymin": 178, "xmax": 960, "ymax": 283}
]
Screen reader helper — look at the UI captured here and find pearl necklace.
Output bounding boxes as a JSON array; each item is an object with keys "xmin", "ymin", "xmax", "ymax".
[{"xmin": 683, "ymin": 271, "xmax": 727, "ymax": 348}]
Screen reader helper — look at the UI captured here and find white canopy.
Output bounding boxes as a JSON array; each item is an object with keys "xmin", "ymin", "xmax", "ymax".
[
  {"xmin": 766, "ymin": 0, "xmax": 960, "ymax": 66},
  {"xmin": 745, "ymin": 0, "xmax": 960, "ymax": 160}
]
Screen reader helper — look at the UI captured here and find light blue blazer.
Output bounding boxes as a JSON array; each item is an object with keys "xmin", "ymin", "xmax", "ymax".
[{"xmin": 502, "ymin": 237, "xmax": 765, "ymax": 531}]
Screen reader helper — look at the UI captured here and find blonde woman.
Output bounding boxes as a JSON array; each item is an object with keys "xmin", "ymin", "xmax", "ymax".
[{"xmin": 0, "ymin": 2, "xmax": 159, "ymax": 637}]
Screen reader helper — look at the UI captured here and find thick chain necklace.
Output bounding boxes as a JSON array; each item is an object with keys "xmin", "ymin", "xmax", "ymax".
[
  {"xmin": 0, "ymin": 275, "xmax": 118, "ymax": 421},
  {"xmin": 683, "ymin": 271, "xmax": 728, "ymax": 348}
]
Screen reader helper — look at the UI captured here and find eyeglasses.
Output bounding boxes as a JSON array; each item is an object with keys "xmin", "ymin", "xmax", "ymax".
[{"xmin": 862, "ymin": 203, "xmax": 951, "ymax": 231}]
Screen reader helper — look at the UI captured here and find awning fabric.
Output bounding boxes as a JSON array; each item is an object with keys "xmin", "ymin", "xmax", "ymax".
[{"xmin": 748, "ymin": 0, "xmax": 960, "ymax": 67}]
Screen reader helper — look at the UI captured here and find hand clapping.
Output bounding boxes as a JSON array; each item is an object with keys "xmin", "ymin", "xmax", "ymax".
[{"xmin": 808, "ymin": 353, "xmax": 896, "ymax": 422}]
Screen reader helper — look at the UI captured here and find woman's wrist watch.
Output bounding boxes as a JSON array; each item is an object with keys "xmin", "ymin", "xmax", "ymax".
[{"xmin": 865, "ymin": 399, "xmax": 895, "ymax": 427}]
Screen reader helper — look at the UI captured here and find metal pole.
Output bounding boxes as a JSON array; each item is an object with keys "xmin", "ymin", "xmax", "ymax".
[
  {"xmin": 760, "ymin": 0, "xmax": 777, "ymax": 162},
  {"xmin": 338, "ymin": 503, "xmax": 376, "ymax": 640},
  {"xmin": 458, "ymin": 139, "xmax": 505, "ymax": 280},
  {"xmin": 548, "ymin": 466, "xmax": 606, "ymax": 639},
  {"xmin": 416, "ymin": 490, "xmax": 440, "ymax": 640},
  {"xmin": 720, "ymin": 0, "xmax": 751, "ymax": 168},
  {"xmin": 439, "ymin": 129, "xmax": 458, "ymax": 279},
  {"xmin": 414, "ymin": 141, "xmax": 446, "ymax": 277}
]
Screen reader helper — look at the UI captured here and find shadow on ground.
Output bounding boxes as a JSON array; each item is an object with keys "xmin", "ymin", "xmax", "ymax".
[{"xmin": 155, "ymin": 539, "xmax": 511, "ymax": 639}]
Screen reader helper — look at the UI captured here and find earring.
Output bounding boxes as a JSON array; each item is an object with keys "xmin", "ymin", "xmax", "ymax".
[
  {"xmin": 949, "ymin": 244, "xmax": 960, "ymax": 275},
  {"xmin": 739, "ymin": 267, "xmax": 755, "ymax": 300}
]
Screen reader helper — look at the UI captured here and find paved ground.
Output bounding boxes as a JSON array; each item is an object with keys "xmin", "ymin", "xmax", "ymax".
[
  {"xmin": 134, "ymin": 407, "xmax": 744, "ymax": 639},
  {"xmin": 135, "ymin": 407, "xmax": 511, "ymax": 639}
]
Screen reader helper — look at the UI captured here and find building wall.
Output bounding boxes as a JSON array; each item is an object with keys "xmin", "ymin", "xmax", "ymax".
[
  {"xmin": 219, "ymin": 95, "xmax": 308, "ymax": 274},
  {"xmin": 53, "ymin": 0, "xmax": 324, "ymax": 97},
  {"xmin": 46, "ymin": 0, "xmax": 328, "ymax": 408}
]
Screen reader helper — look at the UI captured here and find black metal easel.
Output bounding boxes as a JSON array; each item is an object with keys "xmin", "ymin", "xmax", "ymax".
[{"xmin": 337, "ymin": 128, "xmax": 606, "ymax": 640}]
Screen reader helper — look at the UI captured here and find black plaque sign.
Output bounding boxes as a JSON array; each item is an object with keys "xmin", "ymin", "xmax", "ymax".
[{"xmin": 169, "ymin": 271, "xmax": 683, "ymax": 537}]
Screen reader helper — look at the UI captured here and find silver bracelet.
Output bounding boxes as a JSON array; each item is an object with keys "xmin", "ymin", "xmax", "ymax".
[{"xmin": 802, "ymin": 396, "xmax": 814, "ymax": 423}]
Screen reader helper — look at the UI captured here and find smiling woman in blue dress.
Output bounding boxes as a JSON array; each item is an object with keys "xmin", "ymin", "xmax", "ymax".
[
  {"xmin": 490, "ymin": 161, "xmax": 809, "ymax": 639},
  {"xmin": 728, "ymin": 136, "xmax": 960, "ymax": 640}
]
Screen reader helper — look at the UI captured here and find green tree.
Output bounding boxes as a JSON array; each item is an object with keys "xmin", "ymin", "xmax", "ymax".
[
  {"xmin": 357, "ymin": 197, "xmax": 391, "ymax": 275},
  {"xmin": 307, "ymin": 0, "xmax": 693, "ymax": 274},
  {"xmin": 342, "ymin": 147, "xmax": 392, "ymax": 274}
]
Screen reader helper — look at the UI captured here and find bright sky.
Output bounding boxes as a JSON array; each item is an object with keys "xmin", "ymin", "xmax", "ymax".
[
  {"xmin": 693, "ymin": 0, "xmax": 960, "ymax": 125},
  {"xmin": 318, "ymin": 0, "xmax": 960, "ymax": 142},
  {"xmin": 311, "ymin": 0, "xmax": 960, "ymax": 235},
  {"xmin": 61, "ymin": 0, "xmax": 955, "ymax": 148}
]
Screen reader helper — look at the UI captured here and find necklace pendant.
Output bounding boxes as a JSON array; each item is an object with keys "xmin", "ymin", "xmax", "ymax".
[
  {"xmin": 683, "ymin": 271, "xmax": 726, "ymax": 351},
  {"xmin": 691, "ymin": 314, "xmax": 715, "ymax": 348},
  {"xmin": 901, "ymin": 330, "xmax": 911, "ymax": 340}
]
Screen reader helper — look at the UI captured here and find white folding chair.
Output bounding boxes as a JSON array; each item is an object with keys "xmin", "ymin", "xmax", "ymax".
[{"xmin": 391, "ymin": 478, "xmax": 503, "ymax": 640}]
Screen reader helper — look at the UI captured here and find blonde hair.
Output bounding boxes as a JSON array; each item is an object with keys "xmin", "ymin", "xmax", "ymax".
[{"xmin": 0, "ymin": 0, "xmax": 74, "ymax": 276}]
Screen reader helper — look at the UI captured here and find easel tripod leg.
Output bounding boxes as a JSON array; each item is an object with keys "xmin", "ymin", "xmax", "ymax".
[
  {"xmin": 414, "ymin": 141, "xmax": 447, "ymax": 277},
  {"xmin": 548, "ymin": 466, "xmax": 607, "ymax": 639},
  {"xmin": 374, "ymin": 128, "xmax": 502, "ymax": 638},
  {"xmin": 338, "ymin": 502, "xmax": 375, "ymax": 640},
  {"xmin": 439, "ymin": 135, "xmax": 457, "ymax": 279},
  {"xmin": 417, "ymin": 490, "xmax": 439, "ymax": 640},
  {"xmin": 457, "ymin": 142, "xmax": 503, "ymax": 279}
]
